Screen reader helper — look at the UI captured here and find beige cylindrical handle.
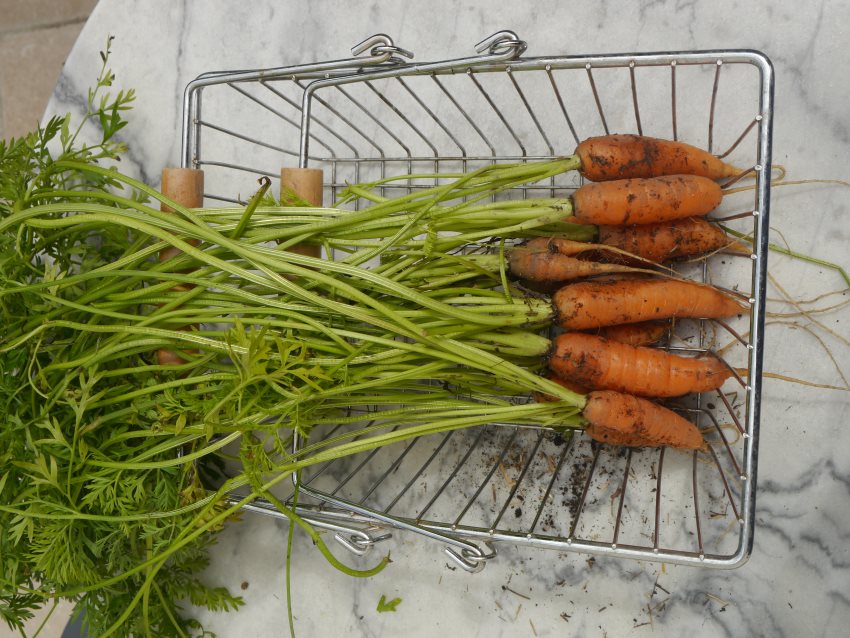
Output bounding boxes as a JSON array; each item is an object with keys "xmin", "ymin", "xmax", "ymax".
[
  {"xmin": 159, "ymin": 168, "xmax": 204, "ymax": 262},
  {"xmin": 161, "ymin": 167, "xmax": 204, "ymax": 211},
  {"xmin": 280, "ymin": 167, "xmax": 322, "ymax": 259},
  {"xmin": 158, "ymin": 167, "xmax": 204, "ymax": 365}
]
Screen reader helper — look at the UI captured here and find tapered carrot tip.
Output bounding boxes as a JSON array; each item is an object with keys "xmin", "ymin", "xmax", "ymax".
[
  {"xmin": 576, "ymin": 134, "xmax": 740, "ymax": 181},
  {"xmin": 582, "ymin": 390, "xmax": 704, "ymax": 449}
]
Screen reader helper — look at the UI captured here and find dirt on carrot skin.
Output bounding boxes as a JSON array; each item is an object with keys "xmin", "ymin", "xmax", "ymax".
[
  {"xmin": 549, "ymin": 332, "xmax": 734, "ymax": 398},
  {"xmin": 597, "ymin": 217, "xmax": 744, "ymax": 264},
  {"xmin": 571, "ymin": 175, "xmax": 723, "ymax": 225},
  {"xmin": 582, "ymin": 390, "xmax": 704, "ymax": 449},
  {"xmin": 552, "ymin": 277, "xmax": 747, "ymax": 330},
  {"xmin": 576, "ymin": 134, "xmax": 740, "ymax": 181}
]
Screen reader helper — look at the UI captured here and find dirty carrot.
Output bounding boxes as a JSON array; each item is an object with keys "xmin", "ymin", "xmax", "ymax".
[
  {"xmin": 597, "ymin": 217, "xmax": 747, "ymax": 263},
  {"xmin": 581, "ymin": 390, "xmax": 704, "ymax": 449},
  {"xmin": 596, "ymin": 321, "xmax": 669, "ymax": 346},
  {"xmin": 571, "ymin": 175, "xmax": 723, "ymax": 225},
  {"xmin": 553, "ymin": 277, "xmax": 746, "ymax": 330},
  {"xmin": 575, "ymin": 134, "xmax": 741, "ymax": 181},
  {"xmin": 549, "ymin": 333, "xmax": 733, "ymax": 397},
  {"xmin": 507, "ymin": 236, "xmax": 651, "ymax": 282}
]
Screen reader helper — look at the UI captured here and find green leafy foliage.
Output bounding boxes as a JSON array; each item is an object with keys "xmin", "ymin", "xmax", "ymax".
[
  {"xmin": 0, "ymin": 37, "xmax": 241, "ymax": 638},
  {"xmin": 376, "ymin": 594, "xmax": 402, "ymax": 613},
  {"xmin": 0, "ymin": 34, "xmax": 590, "ymax": 638}
]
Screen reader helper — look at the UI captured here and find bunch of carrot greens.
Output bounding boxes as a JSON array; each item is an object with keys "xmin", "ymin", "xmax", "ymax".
[{"xmin": 1, "ymin": 42, "xmax": 760, "ymax": 637}]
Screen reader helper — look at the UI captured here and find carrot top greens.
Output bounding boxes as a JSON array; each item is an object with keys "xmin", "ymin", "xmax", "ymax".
[{"xmin": 0, "ymin": 41, "xmax": 588, "ymax": 637}]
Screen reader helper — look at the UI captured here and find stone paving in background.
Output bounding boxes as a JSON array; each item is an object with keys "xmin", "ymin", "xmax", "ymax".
[{"xmin": 0, "ymin": 0, "xmax": 98, "ymax": 139}]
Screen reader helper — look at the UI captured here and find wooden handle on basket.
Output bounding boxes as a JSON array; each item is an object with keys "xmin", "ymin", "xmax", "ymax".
[
  {"xmin": 157, "ymin": 167, "xmax": 204, "ymax": 366},
  {"xmin": 280, "ymin": 167, "xmax": 323, "ymax": 259}
]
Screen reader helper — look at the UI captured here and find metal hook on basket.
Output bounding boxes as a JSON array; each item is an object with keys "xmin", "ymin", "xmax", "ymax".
[
  {"xmin": 334, "ymin": 528, "xmax": 393, "ymax": 556},
  {"xmin": 444, "ymin": 541, "xmax": 497, "ymax": 573},
  {"xmin": 351, "ymin": 33, "xmax": 414, "ymax": 65},
  {"xmin": 474, "ymin": 30, "xmax": 528, "ymax": 60}
]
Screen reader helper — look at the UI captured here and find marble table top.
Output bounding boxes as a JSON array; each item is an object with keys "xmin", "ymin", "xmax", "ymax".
[{"xmin": 48, "ymin": 1, "xmax": 849, "ymax": 636}]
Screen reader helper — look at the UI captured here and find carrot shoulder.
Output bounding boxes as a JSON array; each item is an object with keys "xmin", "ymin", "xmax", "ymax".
[
  {"xmin": 582, "ymin": 390, "xmax": 704, "ymax": 449},
  {"xmin": 572, "ymin": 175, "xmax": 723, "ymax": 225},
  {"xmin": 576, "ymin": 134, "xmax": 740, "ymax": 181},
  {"xmin": 549, "ymin": 332, "xmax": 732, "ymax": 397},
  {"xmin": 553, "ymin": 277, "xmax": 746, "ymax": 330}
]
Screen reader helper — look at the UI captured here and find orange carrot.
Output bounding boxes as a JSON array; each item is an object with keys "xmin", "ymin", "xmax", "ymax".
[
  {"xmin": 508, "ymin": 237, "xmax": 648, "ymax": 282},
  {"xmin": 553, "ymin": 277, "xmax": 746, "ymax": 330},
  {"xmin": 572, "ymin": 175, "xmax": 723, "ymax": 225},
  {"xmin": 576, "ymin": 134, "xmax": 740, "ymax": 182},
  {"xmin": 596, "ymin": 321, "xmax": 668, "ymax": 347},
  {"xmin": 549, "ymin": 333, "xmax": 732, "ymax": 397},
  {"xmin": 582, "ymin": 390, "xmax": 704, "ymax": 449},
  {"xmin": 597, "ymin": 217, "xmax": 745, "ymax": 263}
]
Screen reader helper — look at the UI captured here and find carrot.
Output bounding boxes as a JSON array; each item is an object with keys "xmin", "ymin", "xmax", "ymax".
[
  {"xmin": 508, "ymin": 237, "xmax": 649, "ymax": 282},
  {"xmin": 597, "ymin": 217, "xmax": 746, "ymax": 263},
  {"xmin": 549, "ymin": 332, "xmax": 732, "ymax": 397},
  {"xmin": 576, "ymin": 134, "xmax": 740, "ymax": 182},
  {"xmin": 596, "ymin": 321, "xmax": 668, "ymax": 347},
  {"xmin": 553, "ymin": 277, "xmax": 746, "ymax": 330},
  {"xmin": 582, "ymin": 390, "xmax": 704, "ymax": 449},
  {"xmin": 571, "ymin": 175, "xmax": 723, "ymax": 226}
]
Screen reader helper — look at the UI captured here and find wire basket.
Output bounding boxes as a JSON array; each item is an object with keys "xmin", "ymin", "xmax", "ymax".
[{"xmin": 182, "ymin": 32, "xmax": 772, "ymax": 571}]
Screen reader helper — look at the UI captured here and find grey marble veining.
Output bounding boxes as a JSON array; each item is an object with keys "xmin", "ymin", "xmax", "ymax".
[{"xmin": 45, "ymin": 1, "xmax": 850, "ymax": 636}]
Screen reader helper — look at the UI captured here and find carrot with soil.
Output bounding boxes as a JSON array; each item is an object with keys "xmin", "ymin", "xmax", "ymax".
[
  {"xmin": 553, "ymin": 277, "xmax": 746, "ymax": 330},
  {"xmin": 506, "ymin": 236, "xmax": 654, "ymax": 282},
  {"xmin": 581, "ymin": 390, "xmax": 704, "ymax": 449},
  {"xmin": 574, "ymin": 134, "xmax": 741, "ymax": 181},
  {"xmin": 549, "ymin": 332, "xmax": 733, "ymax": 397},
  {"xmin": 571, "ymin": 175, "xmax": 723, "ymax": 225},
  {"xmin": 597, "ymin": 217, "xmax": 747, "ymax": 263},
  {"xmin": 596, "ymin": 321, "xmax": 669, "ymax": 346}
]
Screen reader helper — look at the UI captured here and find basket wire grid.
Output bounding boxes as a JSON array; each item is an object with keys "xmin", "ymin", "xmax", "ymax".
[{"xmin": 182, "ymin": 32, "xmax": 772, "ymax": 571}]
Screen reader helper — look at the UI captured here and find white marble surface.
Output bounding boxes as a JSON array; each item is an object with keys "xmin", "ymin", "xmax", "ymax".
[{"xmin": 47, "ymin": 1, "xmax": 850, "ymax": 636}]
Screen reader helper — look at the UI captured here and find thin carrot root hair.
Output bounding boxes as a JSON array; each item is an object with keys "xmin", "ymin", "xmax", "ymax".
[
  {"xmin": 724, "ymin": 176, "xmax": 850, "ymax": 196},
  {"xmin": 734, "ymin": 368, "xmax": 850, "ymax": 392},
  {"xmin": 719, "ymin": 318, "xmax": 849, "ymax": 391},
  {"xmin": 766, "ymin": 298, "xmax": 850, "ymax": 318},
  {"xmin": 768, "ymin": 272, "xmax": 849, "ymax": 348}
]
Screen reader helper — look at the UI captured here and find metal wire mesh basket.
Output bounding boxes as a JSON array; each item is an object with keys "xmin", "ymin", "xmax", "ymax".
[{"xmin": 182, "ymin": 32, "xmax": 772, "ymax": 571}]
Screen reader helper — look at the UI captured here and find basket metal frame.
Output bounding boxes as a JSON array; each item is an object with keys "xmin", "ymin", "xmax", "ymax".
[{"xmin": 181, "ymin": 32, "xmax": 773, "ymax": 571}]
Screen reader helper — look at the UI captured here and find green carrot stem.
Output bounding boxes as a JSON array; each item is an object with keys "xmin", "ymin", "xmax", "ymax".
[
  {"xmin": 722, "ymin": 225, "xmax": 850, "ymax": 288},
  {"xmin": 232, "ymin": 176, "xmax": 271, "ymax": 239}
]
